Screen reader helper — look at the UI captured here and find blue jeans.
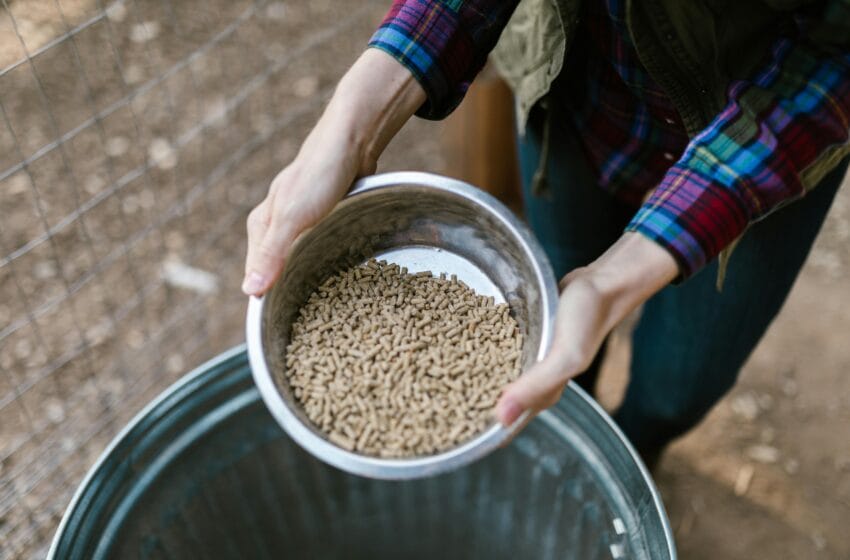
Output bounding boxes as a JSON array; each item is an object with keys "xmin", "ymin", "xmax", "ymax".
[{"xmin": 518, "ymin": 100, "xmax": 847, "ymax": 457}]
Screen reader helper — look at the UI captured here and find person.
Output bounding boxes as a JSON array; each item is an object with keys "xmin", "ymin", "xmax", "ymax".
[{"xmin": 242, "ymin": 0, "xmax": 850, "ymax": 467}]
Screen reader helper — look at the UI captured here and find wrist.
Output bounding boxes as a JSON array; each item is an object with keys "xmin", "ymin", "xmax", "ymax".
[
  {"xmin": 578, "ymin": 233, "xmax": 679, "ymax": 325},
  {"xmin": 324, "ymin": 48, "xmax": 425, "ymax": 173},
  {"xmin": 318, "ymin": 99, "xmax": 374, "ymax": 173}
]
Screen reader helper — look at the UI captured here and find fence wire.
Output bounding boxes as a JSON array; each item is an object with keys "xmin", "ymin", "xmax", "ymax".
[{"xmin": 0, "ymin": 0, "xmax": 414, "ymax": 556}]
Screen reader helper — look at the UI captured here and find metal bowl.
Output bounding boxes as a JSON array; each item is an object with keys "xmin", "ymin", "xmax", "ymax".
[{"xmin": 246, "ymin": 171, "xmax": 559, "ymax": 479}]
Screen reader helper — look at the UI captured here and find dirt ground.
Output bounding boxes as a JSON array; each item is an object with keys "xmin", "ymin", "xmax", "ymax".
[
  {"xmin": 0, "ymin": 0, "xmax": 848, "ymax": 558},
  {"xmin": 597, "ymin": 248, "xmax": 850, "ymax": 558}
]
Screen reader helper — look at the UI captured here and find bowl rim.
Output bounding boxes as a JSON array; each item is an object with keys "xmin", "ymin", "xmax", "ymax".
[{"xmin": 245, "ymin": 171, "xmax": 560, "ymax": 479}]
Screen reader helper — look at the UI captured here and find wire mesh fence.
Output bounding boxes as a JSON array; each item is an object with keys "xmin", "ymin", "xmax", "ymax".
[{"xmin": 0, "ymin": 0, "xmax": 443, "ymax": 556}]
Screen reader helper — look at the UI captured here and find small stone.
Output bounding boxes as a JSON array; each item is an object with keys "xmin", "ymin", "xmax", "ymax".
[
  {"xmin": 757, "ymin": 393, "xmax": 774, "ymax": 411},
  {"xmin": 826, "ymin": 398, "xmax": 840, "ymax": 415},
  {"xmin": 811, "ymin": 532, "xmax": 827, "ymax": 551},
  {"xmin": 251, "ymin": 113, "xmax": 274, "ymax": 136},
  {"xmin": 148, "ymin": 138, "xmax": 177, "ymax": 170},
  {"xmin": 226, "ymin": 183, "xmax": 250, "ymax": 206},
  {"xmin": 85, "ymin": 174, "xmax": 105, "ymax": 195},
  {"xmin": 266, "ymin": 42, "xmax": 286, "ymax": 63},
  {"xmin": 106, "ymin": 136, "xmax": 130, "ymax": 157},
  {"xmin": 7, "ymin": 174, "xmax": 29, "ymax": 195},
  {"xmin": 747, "ymin": 444, "xmax": 780, "ymax": 464},
  {"xmin": 105, "ymin": 2, "xmax": 127, "ymax": 22},
  {"xmin": 293, "ymin": 75, "xmax": 320, "ymax": 98},
  {"xmin": 265, "ymin": 1, "xmax": 287, "ymax": 20},
  {"xmin": 33, "ymin": 260, "xmax": 57, "ymax": 280},
  {"xmin": 166, "ymin": 354, "xmax": 185, "ymax": 374},
  {"xmin": 204, "ymin": 97, "xmax": 228, "ymax": 126},
  {"xmin": 759, "ymin": 426, "xmax": 776, "ymax": 444},
  {"xmin": 734, "ymin": 464, "xmax": 754, "ymax": 496},
  {"xmin": 86, "ymin": 321, "xmax": 111, "ymax": 346},
  {"xmin": 121, "ymin": 195, "xmax": 139, "ymax": 214},
  {"xmin": 781, "ymin": 378, "xmax": 799, "ymax": 397},
  {"xmin": 690, "ymin": 495, "xmax": 705, "ymax": 513},
  {"xmin": 125, "ymin": 64, "xmax": 145, "ymax": 85},
  {"xmin": 730, "ymin": 392, "xmax": 759, "ymax": 422},
  {"xmin": 130, "ymin": 21, "xmax": 160, "ymax": 43},
  {"xmin": 14, "ymin": 339, "xmax": 32, "ymax": 359},
  {"xmin": 16, "ymin": 18, "xmax": 53, "ymax": 49},
  {"xmin": 784, "ymin": 458, "xmax": 800, "ymax": 475},
  {"xmin": 45, "ymin": 399, "xmax": 65, "ymax": 424},
  {"xmin": 161, "ymin": 259, "xmax": 219, "ymax": 295},
  {"xmin": 126, "ymin": 329, "xmax": 145, "ymax": 350},
  {"xmin": 137, "ymin": 189, "xmax": 155, "ymax": 209},
  {"xmin": 165, "ymin": 231, "xmax": 186, "ymax": 251}
]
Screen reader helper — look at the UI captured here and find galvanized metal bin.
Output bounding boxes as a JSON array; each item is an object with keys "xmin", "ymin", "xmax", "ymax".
[{"xmin": 49, "ymin": 345, "xmax": 676, "ymax": 560}]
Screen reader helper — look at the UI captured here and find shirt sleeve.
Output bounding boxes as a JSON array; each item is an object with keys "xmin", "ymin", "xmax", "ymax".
[
  {"xmin": 368, "ymin": 0, "xmax": 520, "ymax": 120},
  {"xmin": 626, "ymin": 2, "xmax": 850, "ymax": 280}
]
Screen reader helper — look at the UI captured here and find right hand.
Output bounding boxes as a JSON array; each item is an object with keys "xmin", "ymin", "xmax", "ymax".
[{"xmin": 495, "ymin": 233, "xmax": 679, "ymax": 430}]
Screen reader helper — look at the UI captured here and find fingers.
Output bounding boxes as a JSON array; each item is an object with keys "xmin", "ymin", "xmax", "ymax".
[
  {"xmin": 243, "ymin": 201, "xmax": 296, "ymax": 296},
  {"xmin": 495, "ymin": 352, "xmax": 573, "ymax": 426},
  {"xmin": 495, "ymin": 273, "xmax": 607, "ymax": 427},
  {"xmin": 558, "ymin": 266, "xmax": 586, "ymax": 291}
]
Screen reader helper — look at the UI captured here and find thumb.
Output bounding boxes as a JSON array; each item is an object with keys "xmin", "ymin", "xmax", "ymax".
[
  {"xmin": 495, "ymin": 352, "xmax": 572, "ymax": 426},
  {"xmin": 242, "ymin": 216, "xmax": 296, "ymax": 296}
]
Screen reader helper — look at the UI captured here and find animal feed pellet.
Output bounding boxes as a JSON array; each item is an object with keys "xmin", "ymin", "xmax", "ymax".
[{"xmin": 284, "ymin": 258, "xmax": 524, "ymax": 458}]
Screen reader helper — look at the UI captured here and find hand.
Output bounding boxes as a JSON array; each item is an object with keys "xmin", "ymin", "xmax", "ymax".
[
  {"xmin": 495, "ymin": 232, "xmax": 679, "ymax": 427},
  {"xmin": 242, "ymin": 112, "xmax": 369, "ymax": 295},
  {"xmin": 242, "ymin": 49, "xmax": 425, "ymax": 295}
]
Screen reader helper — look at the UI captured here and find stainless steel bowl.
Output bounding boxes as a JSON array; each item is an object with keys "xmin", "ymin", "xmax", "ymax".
[{"xmin": 246, "ymin": 171, "xmax": 559, "ymax": 479}]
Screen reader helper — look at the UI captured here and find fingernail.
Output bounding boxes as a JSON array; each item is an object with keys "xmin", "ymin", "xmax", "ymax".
[
  {"xmin": 242, "ymin": 271, "xmax": 265, "ymax": 295},
  {"xmin": 497, "ymin": 397, "xmax": 524, "ymax": 427}
]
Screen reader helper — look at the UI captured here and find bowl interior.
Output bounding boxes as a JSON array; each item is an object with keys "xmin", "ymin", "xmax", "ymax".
[{"xmin": 260, "ymin": 181, "xmax": 553, "ymax": 458}]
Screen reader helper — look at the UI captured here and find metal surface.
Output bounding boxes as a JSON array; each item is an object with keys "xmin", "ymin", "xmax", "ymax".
[
  {"xmin": 246, "ymin": 171, "xmax": 560, "ymax": 479},
  {"xmin": 49, "ymin": 345, "xmax": 677, "ymax": 560}
]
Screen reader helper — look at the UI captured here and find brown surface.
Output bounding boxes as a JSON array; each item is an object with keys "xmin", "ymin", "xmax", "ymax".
[
  {"xmin": 0, "ymin": 0, "xmax": 848, "ymax": 558},
  {"xmin": 440, "ymin": 65, "xmax": 523, "ymax": 212},
  {"xmin": 596, "ymin": 193, "xmax": 850, "ymax": 559}
]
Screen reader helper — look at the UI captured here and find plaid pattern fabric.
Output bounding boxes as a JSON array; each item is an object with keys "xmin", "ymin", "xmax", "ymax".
[
  {"xmin": 368, "ymin": 0, "xmax": 518, "ymax": 119},
  {"xmin": 627, "ymin": 34, "xmax": 850, "ymax": 277},
  {"xmin": 563, "ymin": 0, "xmax": 690, "ymax": 207},
  {"xmin": 370, "ymin": 0, "xmax": 850, "ymax": 279}
]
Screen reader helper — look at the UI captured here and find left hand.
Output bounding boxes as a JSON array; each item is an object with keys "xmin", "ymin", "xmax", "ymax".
[{"xmin": 495, "ymin": 232, "xmax": 680, "ymax": 427}]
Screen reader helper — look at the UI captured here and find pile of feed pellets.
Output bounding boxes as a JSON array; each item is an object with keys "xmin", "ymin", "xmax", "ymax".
[{"xmin": 284, "ymin": 258, "xmax": 524, "ymax": 457}]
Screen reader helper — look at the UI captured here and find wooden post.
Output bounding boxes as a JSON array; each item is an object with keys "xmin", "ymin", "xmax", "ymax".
[{"xmin": 440, "ymin": 64, "xmax": 523, "ymax": 213}]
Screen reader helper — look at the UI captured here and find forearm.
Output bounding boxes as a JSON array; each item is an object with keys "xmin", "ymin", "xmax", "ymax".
[
  {"xmin": 496, "ymin": 232, "xmax": 678, "ymax": 424},
  {"xmin": 311, "ymin": 48, "xmax": 426, "ymax": 174},
  {"xmin": 584, "ymin": 232, "xmax": 679, "ymax": 328},
  {"xmin": 546, "ymin": 233, "xmax": 678, "ymax": 371}
]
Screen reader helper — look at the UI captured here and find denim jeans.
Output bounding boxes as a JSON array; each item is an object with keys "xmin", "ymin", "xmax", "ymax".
[{"xmin": 517, "ymin": 100, "xmax": 847, "ymax": 457}]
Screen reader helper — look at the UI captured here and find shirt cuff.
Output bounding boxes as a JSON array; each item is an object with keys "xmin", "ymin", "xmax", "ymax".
[
  {"xmin": 367, "ymin": 1, "xmax": 477, "ymax": 120},
  {"xmin": 625, "ymin": 163, "xmax": 750, "ymax": 280}
]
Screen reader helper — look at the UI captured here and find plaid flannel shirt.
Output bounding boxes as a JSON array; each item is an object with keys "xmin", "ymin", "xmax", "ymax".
[{"xmin": 368, "ymin": 0, "xmax": 850, "ymax": 279}]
